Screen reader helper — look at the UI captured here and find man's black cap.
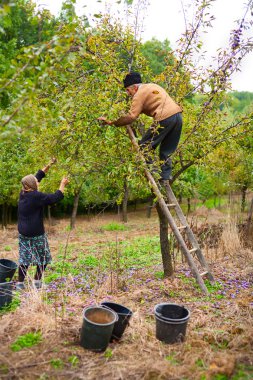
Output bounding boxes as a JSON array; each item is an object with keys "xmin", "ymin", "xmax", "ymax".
[{"xmin": 123, "ymin": 72, "xmax": 142, "ymax": 88}]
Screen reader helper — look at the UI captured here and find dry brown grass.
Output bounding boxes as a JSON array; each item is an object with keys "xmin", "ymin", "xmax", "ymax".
[
  {"xmin": 220, "ymin": 217, "xmax": 242, "ymax": 257},
  {"xmin": 0, "ymin": 209, "xmax": 252, "ymax": 380}
]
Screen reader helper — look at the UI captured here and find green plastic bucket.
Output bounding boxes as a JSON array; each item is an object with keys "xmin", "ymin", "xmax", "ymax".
[
  {"xmin": 80, "ymin": 306, "xmax": 118, "ymax": 352},
  {"xmin": 154, "ymin": 303, "xmax": 190, "ymax": 344}
]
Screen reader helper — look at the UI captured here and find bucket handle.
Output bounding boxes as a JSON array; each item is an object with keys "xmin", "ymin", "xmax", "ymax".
[{"xmin": 100, "ymin": 305, "xmax": 119, "ymax": 322}]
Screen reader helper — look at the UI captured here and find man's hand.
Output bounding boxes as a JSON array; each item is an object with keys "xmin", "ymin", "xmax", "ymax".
[{"xmin": 98, "ymin": 116, "xmax": 113, "ymax": 125}]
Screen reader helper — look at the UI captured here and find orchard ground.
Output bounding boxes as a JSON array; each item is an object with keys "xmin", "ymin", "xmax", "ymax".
[{"xmin": 0, "ymin": 199, "xmax": 252, "ymax": 380}]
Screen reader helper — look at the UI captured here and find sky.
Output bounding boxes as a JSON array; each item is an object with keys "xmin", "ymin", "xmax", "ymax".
[{"xmin": 34, "ymin": 0, "xmax": 253, "ymax": 92}]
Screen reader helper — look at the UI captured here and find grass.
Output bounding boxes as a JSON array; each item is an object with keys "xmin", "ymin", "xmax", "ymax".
[
  {"xmin": 165, "ymin": 352, "xmax": 180, "ymax": 365},
  {"xmin": 196, "ymin": 196, "xmax": 228, "ymax": 210},
  {"xmin": 232, "ymin": 365, "xmax": 253, "ymax": 380},
  {"xmin": 68, "ymin": 355, "xmax": 79, "ymax": 367},
  {"xmin": 103, "ymin": 235, "xmax": 161, "ymax": 269},
  {"xmin": 10, "ymin": 331, "xmax": 42, "ymax": 352},
  {"xmin": 101, "ymin": 222, "xmax": 128, "ymax": 231},
  {"xmin": 77, "ymin": 255, "xmax": 99, "ymax": 268},
  {"xmin": 0, "ymin": 364, "xmax": 9, "ymax": 375},
  {"xmin": 50, "ymin": 358, "xmax": 64, "ymax": 369},
  {"xmin": 44, "ymin": 235, "xmax": 161, "ymax": 285},
  {"xmin": 0, "ymin": 296, "xmax": 20, "ymax": 315}
]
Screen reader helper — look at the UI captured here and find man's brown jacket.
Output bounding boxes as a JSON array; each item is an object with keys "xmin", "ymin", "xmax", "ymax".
[{"xmin": 113, "ymin": 83, "xmax": 182, "ymax": 126}]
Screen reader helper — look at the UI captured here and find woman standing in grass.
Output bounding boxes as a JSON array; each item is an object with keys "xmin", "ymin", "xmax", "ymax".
[{"xmin": 16, "ymin": 158, "xmax": 69, "ymax": 290}]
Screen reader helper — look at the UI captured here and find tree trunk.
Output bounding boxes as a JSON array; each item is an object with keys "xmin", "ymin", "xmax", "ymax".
[
  {"xmin": 87, "ymin": 205, "xmax": 91, "ymax": 220},
  {"xmin": 70, "ymin": 189, "xmax": 81, "ymax": 230},
  {"xmin": 121, "ymin": 179, "xmax": 128, "ymax": 223},
  {"xmin": 246, "ymin": 197, "xmax": 253, "ymax": 239},
  {"xmin": 8, "ymin": 205, "xmax": 12, "ymax": 224},
  {"xmin": 146, "ymin": 196, "xmax": 154, "ymax": 218},
  {"xmin": 1, "ymin": 203, "xmax": 8, "ymax": 228},
  {"xmin": 187, "ymin": 198, "xmax": 191, "ymax": 214},
  {"xmin": 156, "ymin": 202, "xmax": 173, "ymax": 277},
  {"xmin": 218, "ymin": 195, "xmax": 221, "ymax": 209},
  {"xmin": 241, "ymin": 185, "xmax": 247, "ymax": 212}
]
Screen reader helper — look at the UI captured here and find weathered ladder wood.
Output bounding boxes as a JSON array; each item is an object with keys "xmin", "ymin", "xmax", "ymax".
[
  {"xmin": 164, "ymin": 182, "xmax": 214, "ymax": 283},
  {"xmin": 126, "ymin": 125, "xmax": 214, "ymax": 295}
]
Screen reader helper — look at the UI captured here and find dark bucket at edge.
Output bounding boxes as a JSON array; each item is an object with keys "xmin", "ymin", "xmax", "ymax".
[
  {"xmin": 0, "ymin": 282, "xmax": 13, "ymax": 309},
  {"xmin": 0, "ymin": 259, "xmax": 18, "ymax": 283},
  {"xmin": 101, "ymin": 301, "xmax": 133, "ymax": 341},
  {"xmin": 80, "ymin": 306, "xmax": 118, "ymax": 352},
  {"xmin": 154, "ymin": 303, "xmax": 190, "ymax": 344}
]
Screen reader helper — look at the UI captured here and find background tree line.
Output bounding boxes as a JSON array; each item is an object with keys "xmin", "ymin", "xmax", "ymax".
[{"xmin": 0, "ymin": 0, "xmax": 252, "ymax": 275}]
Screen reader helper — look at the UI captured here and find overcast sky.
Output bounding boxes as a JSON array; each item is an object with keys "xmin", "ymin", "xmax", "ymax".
[{"xmin": 35, "ymin": 0, "xmax": 253, "ymax": 92}]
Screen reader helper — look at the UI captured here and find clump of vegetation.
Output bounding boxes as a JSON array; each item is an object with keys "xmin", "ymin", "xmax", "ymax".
[
  {"xmin": 0, "ymin": 297, "xmax": 20, "ymax": 316},
  {"xmin": 50, "ymin": 358, "xmax": 64, "ymax": 369},
  {"xmin": 101, "ymin": 222, "xmax": 128, "ymax": 231},
  {"xmin": 10, "ymin": 331, "xmax": 42, "ymax": 351}
]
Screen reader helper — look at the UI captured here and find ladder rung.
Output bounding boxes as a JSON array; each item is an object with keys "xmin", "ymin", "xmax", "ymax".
[
  {"xmin": 178, "ymin": 225, "xmax": 187, "ymax": 230},
  {"xmin": 166, "ymin": 203, "xmax": 176, "ymax": 208},
  {"xmin": 189, "ymin": 248, "xmax": 198, "ymax": 253},
  {"xmin": 200, "ymin": 271, "xmax": 209, "ymax": 277}
]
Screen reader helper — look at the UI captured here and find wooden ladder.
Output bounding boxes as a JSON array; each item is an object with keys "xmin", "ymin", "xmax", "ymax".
[{"xmin": 126, "ymin": 126, "xmax": 214, "ymax": 295}]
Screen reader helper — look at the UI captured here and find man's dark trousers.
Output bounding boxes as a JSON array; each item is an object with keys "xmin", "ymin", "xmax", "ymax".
[{"xmin": 139, "ymin": 112, "xmax": 182, "ymax": 180}]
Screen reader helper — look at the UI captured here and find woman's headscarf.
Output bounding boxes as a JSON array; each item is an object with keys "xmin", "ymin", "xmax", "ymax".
[{"xmin": 21, "ymin": 174, "xmax": 38, "ymax": 192}]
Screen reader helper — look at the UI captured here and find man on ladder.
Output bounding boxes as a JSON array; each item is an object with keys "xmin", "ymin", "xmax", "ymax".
[
  {"xmin": 99, "ymin": 72, "xmax": 214, "ymax": 294},
  {"xmin": 98, "ymin": 71, "xmax": 182, "ymax": 183}
]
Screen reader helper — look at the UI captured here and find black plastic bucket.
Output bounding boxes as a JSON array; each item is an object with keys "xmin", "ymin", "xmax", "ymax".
[
  {"xmin": 0, "ymin": 259, "xmax": 18, "ymax": 283},
  {"xmin": 0, "ymin": 282, "xmax": 13, "ymax": 309},
  {"xmin": 80, "ymin": 306, "xmax": 118, "ymax": 352},
  {"xmin": 154, "ymin": 303, "xmax": 190, "ymax": 344},
  {"xmin": 101, "ymin": 301, "xmax": 133, "ymax": 341}
]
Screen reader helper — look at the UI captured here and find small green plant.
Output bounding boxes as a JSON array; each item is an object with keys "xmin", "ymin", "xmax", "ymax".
[
  {"xmin": 232, "ymin": 364, "xmax": 253, "ymax": 379},
  {"xmin": 102, "ymin": 222, "xmax": 127, "ymax": 231},
  {"xmin": 38, "ymin": 374, "xmax": 49, "ymax": 380},
  {"xmin": 195, "ymin": 358, "xmax": 206, "ymax": 368},
  {"xmin": 205, "ymin": 280, "xmax": 223, "ymax": 292},
  {"xmin": 154, "ymin": 271, "xmax": 164, "ymax": 279},
  {"xmin": 10, "ymin": 331, "xmax": 42, "ymax": 351},
  {"xmin": 213, "ymin": 375, "xmax": 229, "ymax": 380},
  {"xmin": 165, "ymin": 352, "xmax": 180, "ymax": 365},
  {"xmin": 104, "ymin": 348, "xmax": 113, "ymax": 359},
  {"xmin": 0, "ymin": 297, "xmax": 20, "ymax": 315},
  {"xmin": 50, "ymin": 358, "xmax": 64, "ymax": 369},
  {"xmin": 4, "ymin": 245, "xmax": 11, "ymax": 251},
  {"xmin": 68, "ymin": 355, "xmax": 79, "ymax": 367},
  {"xmin": 178, "ymin": 274, "xmax": 195, "ymax": 285},
  {"xmin": 0, "ymin": 364, "xmax": 9, "ymax": 375},
  {"xmin": 78, "ymin": 255, "xmax": 99, "ymax": 267}
]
